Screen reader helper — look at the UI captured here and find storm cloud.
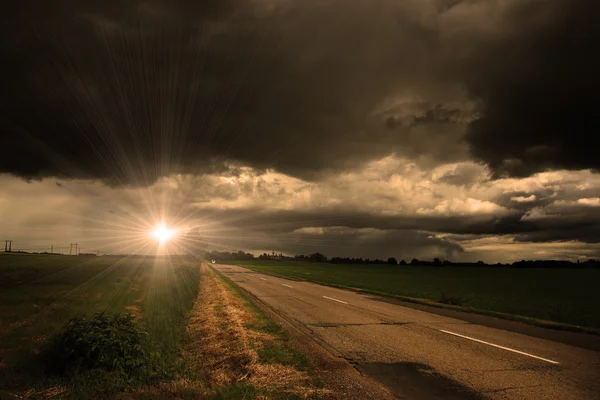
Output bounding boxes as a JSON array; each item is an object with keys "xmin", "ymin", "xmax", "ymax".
[
  {"xmin": 1, "ymin": 0, "xmax": 436, "ymax": 184},
  {"xmin": 1, "ymin": 0, "xmax": 599, "ymax": 261},
  {"xmin": 462, "ymin": 0, "xmax": 600, "ymax": 177}
]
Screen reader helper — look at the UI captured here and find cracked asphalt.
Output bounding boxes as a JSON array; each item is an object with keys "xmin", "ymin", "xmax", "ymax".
[{"xmin": 213, "ymin": 264, "xmax": 600, "ymax": 400}]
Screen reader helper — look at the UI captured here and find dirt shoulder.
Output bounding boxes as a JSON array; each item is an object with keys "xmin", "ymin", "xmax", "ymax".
[{"xmin": 185, "ymin": 264, "xmax": 330, "ymax": 399}]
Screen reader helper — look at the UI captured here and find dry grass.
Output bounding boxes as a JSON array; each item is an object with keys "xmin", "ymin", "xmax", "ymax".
[
  {"xmin": 116, "ymin": 379, "xmax": 213, "ymax": 400},
  {"xmin": 184, "ymin": 265, "xmax": 323, "ymax": 398},
  {"xmin": 10, "ymin": 386, "xmax": 68, "ymax": 400}
]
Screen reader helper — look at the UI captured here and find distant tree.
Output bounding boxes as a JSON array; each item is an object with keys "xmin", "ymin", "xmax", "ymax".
[
  {"xmin": 433, "ymin": 257, "xmax": 441, "ymax": 266},
  {"xmin": 387, "ymin": 257, "xmax": 398, "ymax": 265},
  {"xmin": 309, "ymin": 252, "xmax": 327, "ymax": 262},
  {"xmin": 399, "ymin": 259, "xmax": 407, "ymax": 265},
  {"xmin": 410, "ymin": 258, "xmax": 419, "ymax": 265}
]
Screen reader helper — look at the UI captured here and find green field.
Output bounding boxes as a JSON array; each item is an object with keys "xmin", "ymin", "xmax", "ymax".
[
  {"xmin": 233, "ymin": 260, "xmax": 600, "ymax": 330},
  {"xmin": 0, "ymin": 253, "xmax": 201, "ymax": 397}
]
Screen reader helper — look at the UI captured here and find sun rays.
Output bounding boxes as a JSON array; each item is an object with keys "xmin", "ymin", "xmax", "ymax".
[{"xmin": 150, "ymin": 222, "xmax": 176, "ymax": 245}]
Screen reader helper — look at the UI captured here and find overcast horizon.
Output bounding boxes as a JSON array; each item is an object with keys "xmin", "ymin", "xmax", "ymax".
[{"xmin": 1, "ymin": 0, "xmax": 599, "ymax": 263}]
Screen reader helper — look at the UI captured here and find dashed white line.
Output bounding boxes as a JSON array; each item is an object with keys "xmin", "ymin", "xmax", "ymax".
[
  {"xmin": 281, "ymin": 284, "xmax": 293, "ymax": 288},
  {"xmin": 323, "ymin": 296, "xmax": 348, "ymax": 305},
  {"xmin": 439, "ymin": 329, "xmax": 560, "ymax": 365}
]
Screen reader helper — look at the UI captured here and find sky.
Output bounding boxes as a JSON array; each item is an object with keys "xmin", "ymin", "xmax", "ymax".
[{"xmin": 0, "ymin": 0, "xmax": 599, "ymax": 262}]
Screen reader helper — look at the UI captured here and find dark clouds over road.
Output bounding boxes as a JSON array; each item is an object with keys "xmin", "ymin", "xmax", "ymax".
[{"xmin": 1, "ymin": 0, "xmax": 599, "ymax": 260}]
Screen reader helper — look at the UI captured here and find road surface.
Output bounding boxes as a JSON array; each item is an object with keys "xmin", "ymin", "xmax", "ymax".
[{"xmin": 213, "ymin": 264, "xmax": 600, "ymax": 400}]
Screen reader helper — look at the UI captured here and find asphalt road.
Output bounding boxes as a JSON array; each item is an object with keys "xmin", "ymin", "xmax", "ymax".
[{"xmin": 213, "ymin": 264, "xmax": 600, "ymax": 400}]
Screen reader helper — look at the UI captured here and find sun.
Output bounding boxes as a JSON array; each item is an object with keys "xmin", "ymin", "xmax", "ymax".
[{"xmin": 150, "ymin": 222, "xmax": 176, "ymax": 244}]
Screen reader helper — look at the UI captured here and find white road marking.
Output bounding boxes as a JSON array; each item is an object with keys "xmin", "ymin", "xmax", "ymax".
[
  {"xmin": 260, "ymin": 277, "xmax": 267, "ymax": 281},
  {"xmin": 281, "ymin": 284, "xmax": 293, "ymax": 288},
  {"xmin": 323, "ymin": 296, "xmax": 348, "ymax": 305},
  {"xmin": 439, "ymin": 329, "xmax": 560, "ymax": 365}
]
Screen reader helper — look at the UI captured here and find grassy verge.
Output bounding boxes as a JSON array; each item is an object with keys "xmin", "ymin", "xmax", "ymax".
[
  {"xmin": 0, "ymin": 254, "xmax": 202, "ymax": 399},
  {"xmin": 0, "ymin": 255, "xmax": 328, "ymax": 399},
  {"xmin": 213, "ymin": 269, "xmax": 311, "ymax": 373},
  {"xmin": 231, "ymin": 260, "xmax": 600, "ymax": 334},
  {"xmin": 183, "ymin": 265, "xmax": 324, "ymax": 399}
]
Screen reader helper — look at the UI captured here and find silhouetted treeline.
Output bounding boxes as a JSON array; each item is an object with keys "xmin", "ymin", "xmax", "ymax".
[
  {"xmin": 204, "ymin": 250, "xmax": 600, "ymax": 268},
  {"xmin": 205, "ymin": 250, "xmax": 254, "ymax": 262},
  {"xmin": 329, "ymin": 257, "xmax": 398, "ymax": 265},
  {"xmin": 510, "ymin": 259, "xmax": 600, "ymax": 268},
  {"xmin": 294, "ymin": 252, "xmax": 328, "ymax": 262}
]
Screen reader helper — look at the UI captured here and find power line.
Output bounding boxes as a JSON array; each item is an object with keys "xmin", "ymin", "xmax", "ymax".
[{"xmin": 69, "ymin": 243, "xmax": 79, "ymax": 255}]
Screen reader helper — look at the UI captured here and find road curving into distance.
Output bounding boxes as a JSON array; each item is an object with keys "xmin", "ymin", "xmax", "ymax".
[{"xmin": 213, "ymin": 264, "xmax": 600, "ymax": 400}]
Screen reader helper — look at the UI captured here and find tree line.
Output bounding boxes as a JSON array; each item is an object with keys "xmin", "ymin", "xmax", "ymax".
[{"xmin": 204, "ymin": 250, "xmax": 600, "ymax": 268}]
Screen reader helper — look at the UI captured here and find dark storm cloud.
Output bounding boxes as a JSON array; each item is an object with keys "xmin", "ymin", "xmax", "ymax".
[
  {"xmin": 411, "ymin": 105, "xmax": 471, "ymax": 127},
  {"xmin": 193, "ymin": 207, "xmax": 531, "ymax": 236},
  {"xmin": 463, "ymin": 0, "xmax": 600, "ymax": 177},
  {"xmin": 514, "ymin": 226, "xmax": 600, "ymax": 244},
  {"xmin": 202, "ymin": 227, "xmax": 465, "ymax": 261},
  {"xmin": 1, "ymin": 0, "xmax": 244, "ymax": 184},
  {"xmin": 0, "ymin": 0, "xmax": 435, "ymax": 184},
  {"xmin": 1, "ymin": 0, "xmax": 598, "ymax": 186},
  {"xmin": 0, "ymin": 0, "xmax": 489, "ymax": 186}
]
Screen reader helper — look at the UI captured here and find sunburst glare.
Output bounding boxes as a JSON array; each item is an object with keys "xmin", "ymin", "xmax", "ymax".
[{"xmin": 150, "ymin": 222, "xmax": 176, "ymax": 245}]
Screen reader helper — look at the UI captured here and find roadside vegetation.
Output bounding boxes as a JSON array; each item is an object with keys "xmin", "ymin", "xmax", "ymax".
[
  {"xmin": 0, "ymin": 254, "xmax": 324, "ymax": 399},
  {"xmin": 186, "ymin": 265, "xmax": 324, "ymax": 399},
  {"xmin": 232, "ymin": 260, "xmax": 600, "ymax": 331},
  {"xmin": 0, "ymin": 253, "xmax": 201, "ymax": 399}
]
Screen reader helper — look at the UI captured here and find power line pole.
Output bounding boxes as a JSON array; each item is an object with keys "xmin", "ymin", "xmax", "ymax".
[
  {"xmin": 50, "ymin": 245, "xmax": 53, "ymax": 254},
  {"xmin": 4, "ymin": 240, "xmax": 12, "ymax": 252}
]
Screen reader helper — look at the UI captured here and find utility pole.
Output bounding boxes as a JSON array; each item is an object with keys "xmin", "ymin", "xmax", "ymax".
[
  {"xmin": 4, "ymin": 240, "xmax": 12, "ymax": 252},
  {"xmin": 50, "ymin": 245, "xmax": 53, "ymax": 254}
]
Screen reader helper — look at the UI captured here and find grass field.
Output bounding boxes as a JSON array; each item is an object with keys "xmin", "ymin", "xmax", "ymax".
[
  {"xmin": 0, "ymin": 254, "xmax": 324, "ymax": 399},
  {"xmin": 233, "ymin": 260, "xmax": 600, "ymax": 330},
  {"xmin": 0, "ymin": 253, "xmax": 201, "ymax": 398}
]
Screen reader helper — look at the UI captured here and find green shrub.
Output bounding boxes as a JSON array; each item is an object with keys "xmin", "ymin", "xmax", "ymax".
[{"xmin": 41, "ymin": 313, "xmax": 160, "ymax": 386}]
